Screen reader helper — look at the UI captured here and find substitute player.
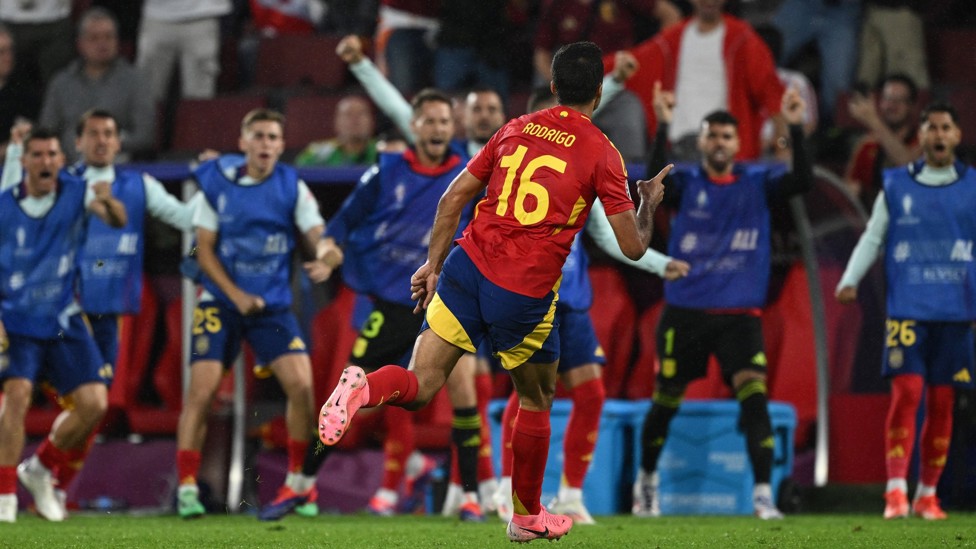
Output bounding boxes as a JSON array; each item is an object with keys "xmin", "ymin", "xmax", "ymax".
[
  {"xmin": 174, "ymin": 109, "xmax": 331, "ymax": 519},
  {"xmin": 631, "ymin": 83, "xmax": 809, "ymax": 520},
  {"xmin": 2, "ymin": 110, "xmax": 196, "ymax": 516},
  {"xmin": 0, "ymin": 129, "xmax": 126, "ymax": 523},
  {"xmin": 837, "ymin": 102, "xmax": 976, "ymax": 521},
  {"xmin": 319, "ymin": 42, "xmax": 668, "ymax": 542}
]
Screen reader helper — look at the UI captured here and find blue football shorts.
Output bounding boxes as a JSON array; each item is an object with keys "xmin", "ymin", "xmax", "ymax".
[
  {"xmin": 1, "ymin": 313, "xmax": 108, "ymax": 396},
  {"xmin": 423, "ymin": 247, "xmax": 560, "ymax": 370},
  {"xmin": 882, "ymin": 319, "xmax": 975, "ymax": 387},
  {"xmin": 190, "ymin": 301, "xmax": 307, "ymax": 368}
]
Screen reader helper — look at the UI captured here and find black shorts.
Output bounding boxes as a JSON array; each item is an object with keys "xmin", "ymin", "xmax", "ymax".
[
  {"xmin": 348, "ymin": 298, "xmax": 424, "ymax": 371},
  {"xmin": 655, "ymin": 305, "xmax": 767, "ymax": 387}
]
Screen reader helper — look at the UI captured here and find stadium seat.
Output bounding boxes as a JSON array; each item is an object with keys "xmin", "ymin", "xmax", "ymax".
[
  {"xmin": 947, "ymin": 86, "xmax": 976, "ymax": 148},
  {"xmin": 927, "ymin": 29, "xmax": 976, "ymax": 86},
  {"xmin": 255, "ymin": 34, "xmax": 348, "ymax": 90},
  {"xmin": 283, "ymin": 94, "xmax": 344, "ymax": 153},
  {"xmin": 170, "ymin": 95, "xmax": 267, "ymax": 154}
]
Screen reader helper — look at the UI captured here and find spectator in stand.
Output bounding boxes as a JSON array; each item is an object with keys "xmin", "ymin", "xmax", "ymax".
[
  {"xmin": 755, "ymin": 24, "xmax": 818, "ymax": 161},
  {"xmin": 857, "ymin": 1, "xmax": 929, "ymax": 91},
  {"xmin": 604, "ymin": 0, "xmax": 785, "ymax": 161},
  {"xmin": 136, "ymin": 0, "xmax": 233, "ymax": 103},
  {"xmin": 433, "ymin": 0, "xmax": 514, "ymax": 100},
  {"xmin": 374, "ymin": 0, "xmax": 439, "ymax": 96},
  {"xmin": 0, "ymin": 24, "xmax": 39, "ymax": 158},
  {"xmin": 295, "ymin": 95, "xmax": 378, "ymax": 167},
  {"xmin": 532, "ymin": 0, "xmax": 681, "ymax": 85},
  {"xmin": 845, "ymin": 74, "xmax": 921, "ymax": 207},
  {"xmin": 771, "ymin": 0, "xmax": 860, "ymax": 118},
  {"xmin": 40, "ymin": 7, "xmax": 155, "ymax": 162},
  {"xmin": 0, "ymin": 0, "xmax": 74, "ymax": 91}
]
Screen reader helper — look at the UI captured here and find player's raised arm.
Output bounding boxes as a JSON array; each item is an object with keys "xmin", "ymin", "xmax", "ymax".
[{"xmin": 605, "ymin": 164, "xmax": 671, "ymax": 260}]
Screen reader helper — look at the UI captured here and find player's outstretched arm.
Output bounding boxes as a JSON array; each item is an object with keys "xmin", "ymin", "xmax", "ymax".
[
  {"xmin": 586, "ymin": 198, "xmax": 689, "ymax": 279},
  {"xmin": 303, "ymin": 227, "xmax": 342, "ymax": 283},
  {"xmin": 836, "ymin": 192, "xmax": 890, "ymax": 302}
]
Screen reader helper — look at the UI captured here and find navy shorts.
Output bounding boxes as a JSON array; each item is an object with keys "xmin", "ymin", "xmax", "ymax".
[
  {"xmin": 655, "ymin": 305, "xmax": 767, "ymax": 386},
  {"xmin": 88, "ymin": 313, "xmax": 120, "ymax": 369},
  {"xmin": 1, "ymin": 314, "xmax": 108, "ymax": 395},
  {"xmin": 883, "ymin": 319, "xmax": 975, "ymax": 387},
  {"xmin": 191, "ymin": 301, "xmax": 307, "ymax": 368},
  {"xmin": 556, "ymin": 307, "xmax": 605, "ymax": 372},
  {"xmin": 424, "ymin": 247, "xmax": 560, "ymax": 369}
]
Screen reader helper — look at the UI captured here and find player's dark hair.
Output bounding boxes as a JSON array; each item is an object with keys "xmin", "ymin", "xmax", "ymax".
[
  {"xmin": 702, "ymin": 110, "xmax": 739, "ymax": 128},
  {"xmin": 241, "ymin": 108, "xmax": 286, "ymax": 132},
  {"xmin": 920, "ymin": 101, "xmax": 959, "ymax": 125},
  {"xmin": 76, "ymin": 108, "xmax": 118, "ymax": 137},
  {"xmin": 24, "ymin": 127, "xmax": 61, "ymax": 150},
  {"xmin": 879, "ymin": 73, "xmax": 919, "ymax": 104},
  {"xmin": 551, "ymin": 41, "xmax": 603, "ymax": 106},
  {"xmin": 527, "ymin": 85, "xmax": 556, "ymax": 113},
  {"xmin": 410, "ymin": 88, "xmax": 453, "ymax": 117}
]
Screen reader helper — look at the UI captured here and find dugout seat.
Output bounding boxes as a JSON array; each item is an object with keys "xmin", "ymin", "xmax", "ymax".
[
  {"xmin": 255, "ymin": 34, "xmax": 348, "ymax": 90},
  {"xmin": 170, "ymin": 95, "xmax": 267, "ymax": 155}
]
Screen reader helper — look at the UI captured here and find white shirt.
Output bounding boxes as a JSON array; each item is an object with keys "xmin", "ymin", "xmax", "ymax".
[
  {"xmin": 0, "ymin": 0, "xmax": 70, "ymax": 23},
  {"xmin": 838, "ymin": 163, "xmax": 961, "ymax": 290},
  {"xmin": 671, "ymin": 21, "xmax": 728, "ymax": 142},
  {"xmin": 141, "ymin": 0, "xmax": 231, "ymax": 21}
]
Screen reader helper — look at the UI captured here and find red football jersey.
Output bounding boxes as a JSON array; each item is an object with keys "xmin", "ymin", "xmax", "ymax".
[{"xmin": 458, "ymin": 106, "xmax": 634, "ymax": 298}]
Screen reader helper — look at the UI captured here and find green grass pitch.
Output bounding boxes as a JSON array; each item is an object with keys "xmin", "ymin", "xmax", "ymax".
[{"xmin": 2, "ymin": 513, "xmax": 975, "ymax": 548}]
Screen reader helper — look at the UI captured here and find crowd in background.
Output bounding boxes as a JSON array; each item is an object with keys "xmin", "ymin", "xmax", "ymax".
[{"xmin": 0, "ymin": 0, "xmax": 974, "ymax": 171}]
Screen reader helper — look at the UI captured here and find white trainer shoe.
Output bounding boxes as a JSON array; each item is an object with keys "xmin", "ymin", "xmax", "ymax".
[
  {"xmin": 548, "ymin": 487, "xmax": 596, "ymax": 525},
  {"xmin": 753, "ymin": 494, "xmax": 784, "ymax": 520},
  {"xmin": 478, "ymin": 478, "xmax": 499, "ymax": 514},
  {"xmin": 0, "ymin": 494, "xmax": 16, "ymax": 523},
  {"xmin": 17, "ymin": 456, "xmax": 65, "ymax": 522},
  {"xmin": 492, "ymin": 476, "xmax": 513, "ymax": 522},
  {"xmin": 440, "ymin": 482, "xmax": 463, "ymax": 517},
  {"xmin": 54, "ymin": 489, "xmax": 68, "ymax": 518},
  {"xmin": 632, "ymin": 469, "xmax": 660, "ymax": 518}
]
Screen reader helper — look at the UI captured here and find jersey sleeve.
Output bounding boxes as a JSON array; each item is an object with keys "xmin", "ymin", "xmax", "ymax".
[
  {"xmin": 143, "ymin": 173, "xmax": 194, "ymax": 231},
  {"xmin": 193, "ymin": 193, "xmax": 219, "ymax": 232},
  {"xmin": 293, "ymin": 180, "xmax": 325, "ymax": 233},
  {"xmin": 594, "ymin": 139, "xmax": 634, "ymax": 217}
]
